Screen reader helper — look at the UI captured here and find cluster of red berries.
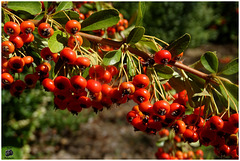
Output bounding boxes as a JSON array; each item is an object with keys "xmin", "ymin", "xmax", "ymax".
[
  {"xmin": 155, "ymin": 129, "xmax": 204, "ymax": 159},
  {"xmin": 43, "ymin": 64, "xmax": 121, "ymax": 114},
  {"xmin": 93, "ymin": 13, "xmax": 128, "ymax": 37},
  {"xmin": 155, "ymin": 147, "xmax": 204, "ymax": 160},
  {"xmin": 2, "ymin": 21, "xmax": 35, "ymax": 57},
  {"xmin": 126, "ymin": 76, "xmax": 238, "ymax": 159},
  {"xmin": 2, "ymin": 19, "xmax": 84, "ymax": 97},
  {"xmin": 126, "ymin": 87, "xmax": 188, "ymax": 134},
  {"xmin": 196, "ymin": 112, "xmax": 239, "ymax": 158}
]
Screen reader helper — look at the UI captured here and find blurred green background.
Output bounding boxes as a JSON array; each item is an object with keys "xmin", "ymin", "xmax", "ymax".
[
  {"xmin": 2, "ymin": 1, "xmax": 238, "ymax": 159},
  {"xmin": 114, "ymin": 2, "xmax": 238, "ymax": 47}
]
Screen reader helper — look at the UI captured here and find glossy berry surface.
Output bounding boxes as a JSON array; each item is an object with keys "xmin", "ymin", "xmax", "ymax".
[
  {"xmin": 154, "ymin": 50, "xmax": 172, "ymax": 65},
  {"xmin": 65, "ymin": 20, "xmax": 81, "ymax": 34}
]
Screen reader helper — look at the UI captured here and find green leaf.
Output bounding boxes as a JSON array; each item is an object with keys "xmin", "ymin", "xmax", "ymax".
[
  {"xmin": 55, "ymin": 2, "xmax": 73, "ymax": 12},
  {"xmin": 168, "ymin": 75, "xmax": 186, "ymax": 93},
  {"xmin": 126, "ymin": 26, "xmax": 145, "ymax": 45},
  {"xmin": 154, "ymin": 64, "xmax": 174, "ymax": 79},
  {"xmin": 43, "ymin": 1, "xmax": 49, "ymax": 10},
  {"xmin": 219, "ymin": 80, "xmax": 238, "ymax": 111},
  {"xmin": 201, "ymin": 51, "xmax": 218, "ymax": 73},
  {"xmin": 33, "ymin": 12, "xmax": 44, "ymax": 20},
  {"xmin": 103, "ymin": 50, "xmax": 122, "ymax": 66},
  {"xmin": 81, "ymin": 9, "xmax": 120, "ymax": 31},
  {"xmin": 52, "ymin": 10, "xmax": 80, "ymax": 26},
  {"xmin": 135, "ymin": 2, "xmax": 146, "ymax": 26},
  {"xmin": 127, "ymin": 56, "xmax": 136, "ymax": 77},
  {"xmin": 48, "ymin": 30, "xmax": 67, "ymax": 53},
  {"xmin": 82, "ymin": 67, "xmax": 90, "ymax": 78},
  {"xmin": 4, "ymin": 15, "xmax": 10, "ymax": 23},
  {"xmin": 137, "ymin": 37, "xmax": 159, "ymax": 52},
  {"xmin": 165, "ymin": 33, "xmax": 191, "ymax": 57},
  {"xmin": 219, "ymin": 58, "xmax": 238, "ymax": 75},
  {"xmin": 8, "ymin": 1, "xmax": 42, "ymax": 15}
]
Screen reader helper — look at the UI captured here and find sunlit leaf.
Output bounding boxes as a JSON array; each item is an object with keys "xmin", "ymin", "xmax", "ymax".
[
  {"xmin": 81, "ymin": 9, "xmax": 120, "ymax": 31},
  {"xmin": 219, "ymin": 58, "xmax": 238, "ymax": 75},
  {"xmin": 55, "ymin": 2, "xmax": 73, "ymax": 12},
  {"xmin": 126, "ymin": 26, "xmax": 145, "ymax": 45},
  {"xmin": 201, "ymin": 51, "xmax": 218, "ymax": 73},
  {"xmin": 102, "ymin": 50, "xmax": 122, "ymax": 66},
  {"xmin": 8, "ymin": 1, "xmax": 42, "ymax": 15},
  {"xmin": 48, "ymin": 30, "xmax": 68, "ymax": 53}
]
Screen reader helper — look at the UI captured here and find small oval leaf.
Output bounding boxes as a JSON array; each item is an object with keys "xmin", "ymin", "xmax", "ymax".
[
  {"xmin": 154, "ymin": 64, "xmax": 174, "ymax": 79},
  {"xmin": 165, "ymin": 33, "xmax": 191, "ymax": 57},
  {"xmin": 81, "ymin": 9, "xmax": 120, "ymax": 31},
  {"xmin": 103, "ymin": 50, "xmax": 122, "ymax": 66},
  {"xmin": 126, "ymin": 26, "xmax": 145, "ymax": 45},
  {"xmin": 55, "ymin": 2, "xmax": 73, "ymax": 12},
  {"xmin": 201, "ymin": 51, "xmax": 218, "ymax": 73},
  {"xmin": 8, "ymin": 1, "xmax": 42, "ymax": 15},
  {"xmin": 48, "ymin": 30, "xmax": 67, "ymax": 53},
  {"xmin": 219, "ymin": 58, "xmax": 238, "ymax": 75}
]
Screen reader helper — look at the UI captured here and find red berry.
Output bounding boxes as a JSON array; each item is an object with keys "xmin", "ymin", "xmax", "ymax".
[
  {"xmin": 99, "ymin": 70, "xmax": 112, "ymax": 84},
  {"xmin": 126, "ymin": 110, "xmax": 138, "ymax": 123},
  {"xmin": 208, "ymin": 116, "xmax": 224, "ymax": 131},
  {"xmin": 86, "ymin": 79, "xmax": 102, "ymax": 93},
  {"xmin": 168, "ymin": 103, "xmax": 185, "ymax": 119},
  {"xmin": 119, "ymin": 82, "xmax": 135, "ymax": 96},
  {"xmin": 132, "ymin": 74, "xmax": 150, "ymax": 88},
  {"xmin": 60, "ymin": 47, "xmax": 77, "ymax": 64},
  {"xmin": 133, "ymin": 88, "xmax": 151, "ymax": 104},
  {"xmin": 78, "ymin": 96, "xmax": 92, "ymax": 108},
  {"xmin": 229, "ymin": 113, "xmax": 239, "ymax": 128},
  {"xmin": 2, "ymin": 41, "xmax": 15, "ymax": 56},
  {"xmin": 8, "ymin": 56, "xmax": 25, "ymax": 72},
  {"xmin": 65, "ymin": 20, "xmax": 81, "ymax": 34},
  {"xmin": 2, "ymin": 73, "xmax": 14, "ymax": 86},
  {"xmin": 38, "ymin": 23, "xmax": 54, "ymax": 38},
  {"xmin": 20, "ymin": 21, "xmax": 35, "ymax": 34},
  {"xmin": 219, "ymin": 144, "xmax": 231, "ymax": 156},
  {"xmin": 22, "ymin": 56, "xmax": 34, "ymax": 65},
  {"xmin": 154, "ymin": 50, "xmax": 172, "ymax": 65},
  {"xmin": 4, "ymin": 21, "xmax": 20, "ymax": 36},
  {"xmin": 153, "ymin": 100, "xmax": 170, "ymax": 116},
  {"xmin": 20, "ymin": 33, "xmax": 34, "ymax": 43},
  {"xmin": 74, "ymin": 57, "xmax": 90, "ymax": 68},
  {"xmin": 172, "ymin": 120, "xmax": 186, "ymax": 134},
  {"xmin": 40, "ymin": 47, "xmax": 59, "ymax": 62},
  {"xmin": 106, "ymin": 65, "xmax": 118, "ymax": 76},
  {"xmin": 9, "ymin": 35, "xmax": 24, "ymax": 48},
  {"xmin": 42, "ymin": 78, "xmax": 56, "ymax": 92},
  {"xmin": 139, "ymin": 101, "xmax": 153, "ymax": 115},
  {"xmin": 54, "ymin": 76, "xmax": 71, "ymax": 91},
  {"xmin": 24, "ymin": 74, "xmax": 38, "ymax": 88},
  {"xmin": 68, "ymin": 34, "xmax": 83, "ymax": 49},
  {"xmin": 101, "ymin": 84, "xmax": 112, "ymax": 96},
  {"xmin": 131, "ymin": 116, "xmax": 147, "ymax": 131},
  {"xmin": 70, "ymin": 75, "xmax": 87, "ymax": 92}
]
